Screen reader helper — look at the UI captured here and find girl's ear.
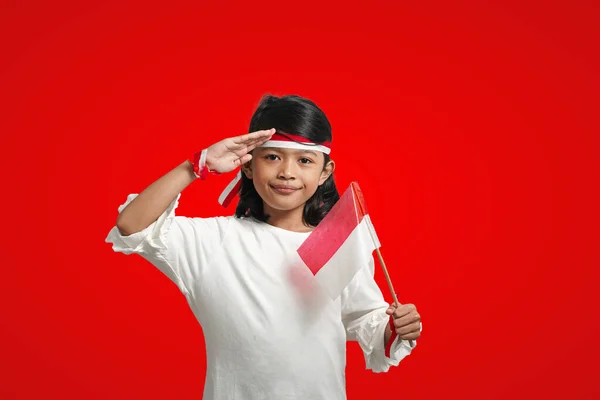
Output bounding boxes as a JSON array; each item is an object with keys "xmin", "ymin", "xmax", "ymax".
[
  {"xmin": 319, "ymin": 159, "xmax": 335, "ymax": 185},
  {"xmin": 242, "ymin": 160, "xmax": 253, "ymax": 179}
]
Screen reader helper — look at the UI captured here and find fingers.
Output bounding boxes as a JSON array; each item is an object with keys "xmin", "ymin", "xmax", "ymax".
[
  {"xmin": 398, "ymin": 331, "xmax": 421, "ymax": 341},
  {"xmin": 391, "ymin": 303, "xmax": 416, "ymax": 319},
  {"xmin": 386, "ymin": 301, "xmax": 421, "ymax": 342},
  {"xmin": 245, "ymin": 136, "xmax": 272, "ymax": 152},
  {"xmin": 393, "ymin": 315, "xmax": 421, "ymax": 332},
  {"xmin": 233, "ymin": 128, "xmax": 275, "ymax": 145},
  {"xmin": 232, "ymin": 154, "xmax": 253, "ymax": 167}
]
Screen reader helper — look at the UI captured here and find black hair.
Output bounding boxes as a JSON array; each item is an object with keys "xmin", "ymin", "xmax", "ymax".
[{"xmin": 234, "ymin": 94, "xmax": 340, "ymax": 227}]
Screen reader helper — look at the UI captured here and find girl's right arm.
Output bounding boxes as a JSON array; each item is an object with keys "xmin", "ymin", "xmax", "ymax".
[
  {"xmin": 115, "ymin": 160, "xmax": 196, "ymax": 236},
  {"xmin": 115, "ymin": 128, "xmax": 275, "ymax": 236}
]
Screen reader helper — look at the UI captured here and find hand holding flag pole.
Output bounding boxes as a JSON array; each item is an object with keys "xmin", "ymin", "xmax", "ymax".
[{"xmin": 353, "ymin": 183, "xmax": 416, "ymax": 349}]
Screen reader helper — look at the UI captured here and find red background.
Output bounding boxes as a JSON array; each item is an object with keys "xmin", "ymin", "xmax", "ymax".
[{"xmin": 1, "ymin": 1, "xmax": 599, "ymax": 399}]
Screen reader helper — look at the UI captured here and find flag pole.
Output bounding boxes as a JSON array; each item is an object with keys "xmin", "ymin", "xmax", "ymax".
[
  {"xmin": 352, "ymin": 182, "xmax": 416, "ymax": 348},
  {"xmin": 374, "ymin": 247, "xmax": 415, "ymax": 348},
  {"xmin": 374, "ymin": 247, "xmax": 399, "ymax": 305}
]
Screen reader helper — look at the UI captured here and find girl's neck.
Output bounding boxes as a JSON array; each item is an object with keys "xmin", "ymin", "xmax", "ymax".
[{"xmin": 263, "ymin": 203, "xmax": 313, "ymax": 233}]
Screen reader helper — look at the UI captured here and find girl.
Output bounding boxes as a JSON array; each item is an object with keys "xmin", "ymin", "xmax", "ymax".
[{"xmin": 106, "ymin": 94, "xmax": 421, "ymax": 399}]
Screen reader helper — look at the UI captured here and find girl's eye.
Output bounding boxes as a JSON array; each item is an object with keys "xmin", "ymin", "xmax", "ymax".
[
  {"xmin": 299, "ymin": 158, "xmax": 313, "ymax": 164},
  {"xmin": 265, "ymin": 154, "xmax": 280, "ymax": 161}
]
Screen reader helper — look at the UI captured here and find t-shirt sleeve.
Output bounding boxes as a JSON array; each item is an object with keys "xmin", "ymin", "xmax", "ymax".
[{"xmin": 104, "ymin": 193, "xmax": 229, "ymax": 296}]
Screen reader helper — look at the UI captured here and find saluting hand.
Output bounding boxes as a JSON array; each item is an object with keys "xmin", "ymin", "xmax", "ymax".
[{"xmin": 205, "ymin": 128, "xmax": 275, "ymax": 173}]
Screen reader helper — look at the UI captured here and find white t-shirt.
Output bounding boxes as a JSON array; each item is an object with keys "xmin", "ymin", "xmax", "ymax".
[{"xmin": 105, "ymin": 194, "xmax": 416, "ymax": 400}]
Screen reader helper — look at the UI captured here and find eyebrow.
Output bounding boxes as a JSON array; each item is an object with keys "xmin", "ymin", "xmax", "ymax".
[
  {"xmin": 263, "ymin": 148, "xmax": 320, "ymax": 157},
  {"xmin": 298, "ymin": 150, "xmax": 319, "ymax": 157}
]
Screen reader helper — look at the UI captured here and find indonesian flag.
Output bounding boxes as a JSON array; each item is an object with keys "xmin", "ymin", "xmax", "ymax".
[{"xmin": 297, "ymin": 182, "xmax": 380, "ymax": 300}]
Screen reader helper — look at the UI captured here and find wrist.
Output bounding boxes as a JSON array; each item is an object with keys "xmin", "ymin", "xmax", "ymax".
[
  {"xmin": 189, "ymin": 149, "xmax": 221, "ymax": 180},
  {"xmin": 384, "ymin": 315, "xmax": 398, "ymax": 358},
  {"xmin": 384, "ymin": 324, "xmax": 392, "ymax": 346},
  {"xmin": 204, "ymin": 149, "xmax": 217, "ymax": 172}
]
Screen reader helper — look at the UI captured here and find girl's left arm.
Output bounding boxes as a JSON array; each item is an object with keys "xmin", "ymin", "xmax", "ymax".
[{"xmin": 341, "ymin": 258, "xmax": 421, "ymax": 373}]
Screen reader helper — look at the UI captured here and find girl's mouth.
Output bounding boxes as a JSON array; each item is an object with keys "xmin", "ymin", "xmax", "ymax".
[{"xmin": 270, "ymin": 184, "xmax": 300, "ymax": 194}]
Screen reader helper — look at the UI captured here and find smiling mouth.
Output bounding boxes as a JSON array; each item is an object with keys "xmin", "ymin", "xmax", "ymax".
[{"xmin": 270, "ymin": 184, "xmax": 300, "ymax": 194}]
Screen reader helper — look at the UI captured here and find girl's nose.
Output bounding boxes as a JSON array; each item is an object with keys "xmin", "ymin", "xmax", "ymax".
[{"xmin": 278, "ymin": 159, "xmax": 296, "ymax": 179}]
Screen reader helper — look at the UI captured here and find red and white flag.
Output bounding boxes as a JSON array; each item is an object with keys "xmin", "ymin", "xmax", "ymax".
[{"xmin": 297, "ymin": 182, "xmax": 380, "ymax": 300}]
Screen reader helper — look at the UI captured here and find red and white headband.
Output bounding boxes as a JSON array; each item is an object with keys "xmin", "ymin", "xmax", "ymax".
[{"xmin": 218, "ymin": 132, "xmax": 332, "ymax": 207}]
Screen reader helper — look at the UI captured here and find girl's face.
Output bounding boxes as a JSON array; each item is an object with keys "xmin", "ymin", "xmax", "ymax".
[{"xmin": 243, "ymin": 147, "xmax": 334, "ymax": 218}]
